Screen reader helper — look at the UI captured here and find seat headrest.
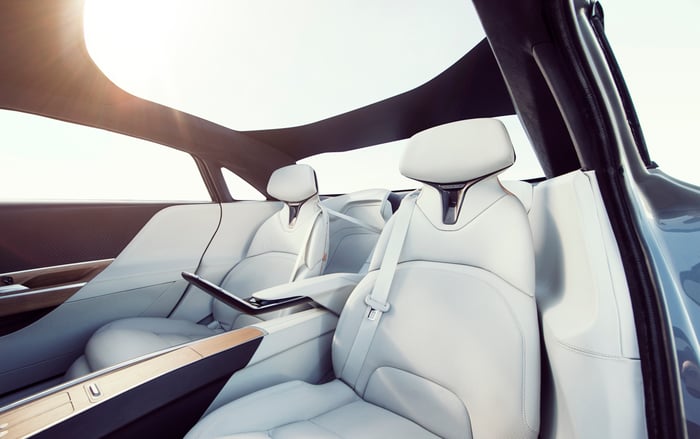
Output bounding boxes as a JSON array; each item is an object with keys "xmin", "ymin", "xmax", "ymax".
[
  {"xmin": 267, "ymin": 164, "xmax": 318, "ymax": 203},
  {"xmin": 400, "ymin": 118, "xmax": 515, "ymax": 184}
]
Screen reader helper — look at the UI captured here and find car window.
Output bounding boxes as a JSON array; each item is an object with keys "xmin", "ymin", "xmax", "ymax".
[
  {"xmin": 0, "ymin": 110, "xmax": 210, "ymax": 201},
  {"xmin": 221, "ymin": 168, "xmax": 266, "ymax": 200},
  {"xmin": 300, "ymin": 115, "xmax": 544, "ymax": 194},
  {"xmin": 603, "ymin": 0, "xmax": 700, "ymax": 185}
]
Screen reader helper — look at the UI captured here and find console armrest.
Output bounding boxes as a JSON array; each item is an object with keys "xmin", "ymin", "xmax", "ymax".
[
  {"xmin": 252, "ymin": 272, "xmax": 363, "ymax": 315},
  {"xmin": 181, "ymin": 272, "xmax": 311, "ymax": 315}
]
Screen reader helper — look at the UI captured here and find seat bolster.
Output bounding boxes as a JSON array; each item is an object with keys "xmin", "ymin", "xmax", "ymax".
[
  {"xmin": 186, "ymin": 379, "xmax": 439, "ymax": 439},
  {"xmin": 364, "ymin": 367, "xmax": 471, "ymax": 439},
  {"xmin": 63, "ymin": 355, "xmax": 91, "ymax": 381},
  {"xmin": 184, "ymin": 380, "xmax": 358, "ymax": 439},
  {"xmin": 501, "ymin": 180, "xmax": 533, "ymax": 213}
]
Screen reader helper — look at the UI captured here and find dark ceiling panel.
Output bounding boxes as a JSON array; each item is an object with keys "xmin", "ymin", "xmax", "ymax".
[{"xmin": 242, "ymin": 39, "xmax": 516, "ymax": 160}]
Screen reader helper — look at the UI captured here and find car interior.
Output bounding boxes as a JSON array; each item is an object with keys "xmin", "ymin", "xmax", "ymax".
[{"xmin": 0, "ymin": 0, "xmax": 691, "ymax": 438}]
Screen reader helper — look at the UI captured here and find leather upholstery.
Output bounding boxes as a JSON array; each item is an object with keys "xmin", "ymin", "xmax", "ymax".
[
  {"xmin": 322, "ymin": 188, "xmax": 393, "ymax": 274},
  {"xmin": 400, "ymin": 118, "xmax": 514, "ymax": 184},
  {"xmin": 502, "ymin": 179, "xmax": 533, "ymax": 213},
  {"xmin": 187, "ymin": 119, "xmax": 540, "ymax": 438},
  {"xmin": 266, "ymin": 164, "xmax": 318, "ymax": 203},
  {"xmin": 64, "ymin": 165, "xmax": 328, "ymax": 380},
  {"xmin": 186, "ymin": 380, "xmax": 439, "ymax": 439},
  {"xmin": 213, "ymin": 194, "xmax": 327, "ymax": 329}
]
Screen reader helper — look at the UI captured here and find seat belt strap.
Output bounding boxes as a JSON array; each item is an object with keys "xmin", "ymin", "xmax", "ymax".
[
  {"xmin": 325, "ymin": 208, "xmax": 382, "ymax": 234},
  {"xmin": 288, "ymin": 205, "xmax": 324, "ymax": 282},
  {"xmin": 340, "ymin": 191, "xmax": 418, "ymax": 385}
]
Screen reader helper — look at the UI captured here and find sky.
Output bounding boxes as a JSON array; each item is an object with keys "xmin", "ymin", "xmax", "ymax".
[
  {"xmin": 1, "ymin": 0, "xmax": 698, "ymax": 200},
  {"xmin": 602, "ymin": 0, "xmax": 700, "ymax": 184}
]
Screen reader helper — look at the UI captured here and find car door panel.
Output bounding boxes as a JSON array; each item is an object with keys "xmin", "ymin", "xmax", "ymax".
[
  {"xmin": 0, "ymin": 259, "xmax": 113, "ymax": 336},
  {"xmin": 0, "ymin": 203, "xmax": 221, "ymax": 335},
  {"xmin": 0, "ymin": 281, "xmax": 181, "ymax": 395},
  {"xmin": 0, "ymin": 203, "xmax": 178, "ymax": 273},
  {"xmin": 0, "ymin": 201, "xmax": 282, "ymax": 398},
  {"xmin": 0, "ymin": 203, "xmax": 221, "ymax": 396}
]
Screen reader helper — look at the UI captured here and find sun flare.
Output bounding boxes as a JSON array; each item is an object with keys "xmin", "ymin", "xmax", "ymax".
[{"xmin": 83, "ymin": 0, "xmax": 178, "ymax": 87}]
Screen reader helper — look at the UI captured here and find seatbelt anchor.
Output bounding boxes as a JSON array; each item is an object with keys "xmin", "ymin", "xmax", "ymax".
[{"xmin": 364, "ymin": 295, "xmax": 390, "ymax": 320}]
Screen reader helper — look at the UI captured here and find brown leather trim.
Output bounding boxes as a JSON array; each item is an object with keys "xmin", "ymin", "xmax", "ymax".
[
  {"xmin": 0, "ymin": 259, "xmax": 113, "ymax": 318},
  {"xmin": 0, "ymin": 327, "xmax": 264, "ymax": 439},
  {"xmin": 1, "ymin": 259, "xmax": 113, "ymax": 289},
  {"xmin": 0, "ymin": 285, "xmax": 82, "ymax": 318}
]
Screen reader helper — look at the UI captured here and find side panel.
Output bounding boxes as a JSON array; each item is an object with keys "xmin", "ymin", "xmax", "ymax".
[
  {"xmin": 529, "ymin": 171, "xmax": 646, "ymax": 438},
  {"xmin": 0, "ymin": 202, "xmax": 176, "ymax": 273},
  {"xmin": 0, "ymin": 328, "xmax": 263, "ymax": 439},
  {"xmin": 0, "ymin": 204, "xmax": 220, "ymax": 397}
]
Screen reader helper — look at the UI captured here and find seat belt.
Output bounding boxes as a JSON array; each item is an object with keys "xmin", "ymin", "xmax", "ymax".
[
  {"xmin": 288, "ymin": 205, "xmax": 326, "ymax": 282},
  {"xmin": 340, "ymin": 191, "xmax": 418, "ymax": 385},
  {"xmin": 325, "ymin": 208, "xmax": 382, "ymax": 234}
]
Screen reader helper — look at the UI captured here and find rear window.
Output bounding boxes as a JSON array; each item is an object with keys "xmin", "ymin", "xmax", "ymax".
[{"xmin": 604, "ymin": 1, "xmax": 700, "ymax": 185}]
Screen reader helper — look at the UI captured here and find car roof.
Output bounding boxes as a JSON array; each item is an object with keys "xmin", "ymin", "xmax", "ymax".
[{"xmin": 0, "ymin": 0, "xmax": 581, "ymax": 192}]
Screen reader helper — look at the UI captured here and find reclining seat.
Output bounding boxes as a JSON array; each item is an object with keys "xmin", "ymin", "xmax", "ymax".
[
  {"xmin": 65, "ymin": 164, "xmax": 329, "ymax": 380},
  {"xmin": 185, "ymin": 119, "xmax": 540, "ymax": 439}
]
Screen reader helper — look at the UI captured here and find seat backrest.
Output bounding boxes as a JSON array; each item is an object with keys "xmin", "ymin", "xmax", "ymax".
[
  {"xmin": 331, "ymin": 119, "xmax": 540, "ymax": 439},
  {"xmin": 321, "ymin": 188, "xmax": 394, "ymax": 274},
  {"xmin": 212, "ymin": 164, "xmax": 328, "ymax": 329}
]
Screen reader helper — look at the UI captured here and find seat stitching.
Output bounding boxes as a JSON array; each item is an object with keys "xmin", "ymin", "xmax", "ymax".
[
  {"xmin": 364, "ymin": 365, "xmax": 471, "ymax": 438},
  {"xmin": 396, "ymin": 260, "xmax": 534, "ymax": 298},
  {"xmin": 264, "ymin": 403, "xmax": 351, "ymax": 437},
  {"xmin": 301, "ymin": 388, "xmax": 360, "ymax": 420},
  {"xmin": 262, "ymin": 383, "xmax": 360, "ymax": 431},
  {"xmin": 362, "ymin": 268, "xmax": 536, "ymax": 436},
  {"xmin": 306, "ymin": 418, "xmax": 346, "ymax": 438}
]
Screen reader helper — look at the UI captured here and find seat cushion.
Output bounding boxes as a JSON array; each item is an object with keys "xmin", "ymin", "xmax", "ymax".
[
  {"xmin": 185, "ymin": 380, "xmax": 440, "ymax": 439},
  {"xmin": 84, "ymin": 317, "xmax": 221, "ymax": 372}
]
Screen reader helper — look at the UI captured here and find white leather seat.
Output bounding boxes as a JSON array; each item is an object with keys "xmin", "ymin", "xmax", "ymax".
[
  {"xmin": 186, "ymin": 118, "xmax": 540, "ymax": 439},
  {"xmin": 322, "ymin": 188, "xmax": 396, "ymax": 274},
  {"xmin": 65, "ymin": 164, "xmax": 329, "ymax": 380},
  {"xmin": 502, "ymin": 179, "xmax": 534, "ymax": 214}
]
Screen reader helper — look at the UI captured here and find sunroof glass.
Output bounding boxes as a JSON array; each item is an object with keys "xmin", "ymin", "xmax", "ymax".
[{"xmin": 84, "ymin": 0, "xmax": 486, "ymax": 131}]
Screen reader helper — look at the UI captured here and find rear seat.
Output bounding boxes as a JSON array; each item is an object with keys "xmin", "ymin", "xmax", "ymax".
[
  {"xmin": 321, "ymin": 189, "xmax": 397, "ymax": 274},
  {"xmin": 65, "ymin": 181, "xmax": 533, "ymax": 381},
  {"xmin": 321, "ymin": 183, "xmax": 531, "ymax": 274},
  {"xmin": 65, "ymin": 164, "xmax": 329, "ymax": 380}
]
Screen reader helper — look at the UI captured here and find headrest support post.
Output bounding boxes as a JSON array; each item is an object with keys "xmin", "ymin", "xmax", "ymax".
[
  {"xmin": 431, "ymin": 182, "xmax": 469, "ymax": 225},
  {"xmin": 400, "ymin": 118, "xmax": 516, "ymax": 224},
  {"xmin": 286, "ymin": 201, "xmax": 302, "ymax": 226}
]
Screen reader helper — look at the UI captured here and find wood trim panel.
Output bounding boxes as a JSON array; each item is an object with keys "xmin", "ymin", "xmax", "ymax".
[
  {"xmin": 190, "ymin": 327, "xmax": 264, "ymax": 357},
  {"xmin": 0, "ymin": 285, "xmax": 83, "ymax": 318},
  {"xmin": 0, "ymin": 259, "xmax": 114, "ymax": 320},
  {"xmin": 0, "ymin": 259, "xmax": 113, "ymax": 289},
  {"xmin": 0, "ymin": 327, "xmax": 264, "ymax": 439}
]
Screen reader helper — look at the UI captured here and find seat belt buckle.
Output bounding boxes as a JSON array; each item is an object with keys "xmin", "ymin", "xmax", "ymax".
[
  {"xmin": 206, "ymin": 320, "xmax": 222, "ymax": 330},
  {"xmin": 364, "ymin": 295, "xmax": 390, "ymax": 320}
]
